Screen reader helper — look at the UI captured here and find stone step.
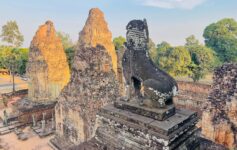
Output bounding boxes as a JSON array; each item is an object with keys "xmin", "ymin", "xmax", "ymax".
[
  {"xmin": 0, "ymin": 121, "xmax": 24, "ymax": 135},
  {"xmin": 114, "ymin": 100, "xmax": 175, "ymax": 121},
  {"xmin": 38, "ymin": 129, "xmax": 55, "ymax": 138},
  {"xmin": 0, "ymin": 129, "xmax": 11, "ymax": 135},
  {"xmin": 97, "ymin": 104, "xmax": 199, "ymax": 149},
  {"xmin": 48, "ymin": 141, "xmax": 59, "ymax": 150},
  {"xmin": 99, "ymin": 104, "xmax": 198, "ymax": 138},
  {"xmin": 50, "ymin": 137, "xmax": 74, "ymax": 150}
]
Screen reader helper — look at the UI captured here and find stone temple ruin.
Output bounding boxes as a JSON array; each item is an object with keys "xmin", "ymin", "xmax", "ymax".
[
  {"xmin": 27, "ymin": 20, "xmax": 70, "ymax": 103},
  {"xmin": 202, "ymin": 63, "xmax": 237, "ymax": 149},
  {"xmin": 78, "ymin": 8, "xmax": 118, "ymax": 76},
  {"xmin": 0, "ymin": 8, "xmax": 214, "ymax": 150},
  {"xmin": 51, "ymin": 8, "xmax": 120, "ymax": 149},
  {"xmin": 0, "ymin": 21, "xmax": 70, "ymax": 138},
  {"xmin": 94, "ymin": 19, "xmax": 200, "ymax": 150}
]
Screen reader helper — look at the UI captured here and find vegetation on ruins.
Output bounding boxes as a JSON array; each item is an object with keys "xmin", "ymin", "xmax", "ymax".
[{"xmin": 204, "ymin": 18, "xmax": 237, "ymax": 63}]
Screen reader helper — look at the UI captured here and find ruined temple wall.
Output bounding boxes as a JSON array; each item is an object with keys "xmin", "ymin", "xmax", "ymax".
[
  {"xmin": 55, "ymin": 103, "xmax": 86, "ymax": 144},
  {"xmin": 177, "ymin": 81, "xmax": 211, "ymax": 94},
  {"xmin": 174, "ymin": 81, "xmax": 211, "ymax": 115},
  {"xmin": 18, "ymin": 107, "xmax": 54, "ymax": 124}
]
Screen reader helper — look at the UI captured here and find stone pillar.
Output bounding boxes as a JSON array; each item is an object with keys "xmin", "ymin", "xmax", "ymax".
[
  {"xmin": 32, "ymin": 114, "xmax": 36, "ymax": 127},
  {"xmin": 51, "ymin": 112, "xmax": 55, "ymax": 129},
  {"xmin": 41, "ymin": 113, "xmax": 46, "ymax": 132},
  {"xmin": 3, "ymin": 110, "xmax": 8, "ymax": 126}
]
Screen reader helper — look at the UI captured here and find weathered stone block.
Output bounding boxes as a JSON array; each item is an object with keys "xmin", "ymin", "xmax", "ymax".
[{"xmin": 114, "ymin": 100, "xmax": 175, "ymax": 121}]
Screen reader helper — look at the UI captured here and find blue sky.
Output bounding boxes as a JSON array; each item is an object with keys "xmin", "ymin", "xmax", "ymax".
[{"xmin": 0, "ymin": 0, "xmax": 237, "ymax": 47}]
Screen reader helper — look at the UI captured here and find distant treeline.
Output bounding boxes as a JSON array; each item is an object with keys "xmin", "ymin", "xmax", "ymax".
[{"xmin": 114, "ymin": 18, "xmax": 237, "ymax": 82}]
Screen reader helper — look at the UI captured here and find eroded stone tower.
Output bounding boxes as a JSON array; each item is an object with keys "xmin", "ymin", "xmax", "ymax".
[
  {"xmin": 78, "ymin": 8, "xmax": 117, "ymax": 75},
  {"xmin": 27, "ymin": 21, "xmax": 70, "ymax": 103},
  {"xmin": 52, "ymin": 8, "xmax": 119, "ymax": 147}
]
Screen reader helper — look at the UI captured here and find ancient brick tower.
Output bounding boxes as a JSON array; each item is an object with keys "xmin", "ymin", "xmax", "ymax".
[
  {"xmin": 51, "ymin": 8, "xmax": 119, "ymax": 148},
  {"xmin": 27, "ymin": 21, "xmax": 70, "ymax": 103},
  {"xmin": 78, "ymin": 8, "xmax": 117, "ymax": 75}
]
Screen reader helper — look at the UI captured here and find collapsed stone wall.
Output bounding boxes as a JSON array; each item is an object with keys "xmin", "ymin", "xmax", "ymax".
[
  {"xmin": 27, "ymin": 21, "xmax": 70, "ymax": 103},
  {"xmin": 201, "ymin": 63, "xmax": 237, "ymax": 149}
]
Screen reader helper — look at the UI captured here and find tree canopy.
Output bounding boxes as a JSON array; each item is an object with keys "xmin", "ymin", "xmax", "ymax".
[
  {"xmin": 185, "ymin": 35, "xmax": 216, "ymax": 81},
  {"xmin": 0, "ymin": 47, "xmax": 28, "ymax": 75},
  {"xmin": 0, "ymin": 21, "xmax": 24, "ymax": 47},
  {"xmin": 203, "ymin": 18, "xmax": 237, "ymax": 62},
  {"xmin": 113, "ymin": 36, "xmax": 126, "ymax": 50},
  {"xmin": 57, "ymin": 31, "xmax": 75, "ymax": 69},
  {"xmin": 148, "ymin": 38, "xmax": 157, "ymax": 62},
  {"xmin": 156, "ymin": 44, "xmax": 192, "ymax": 77},
  {"xmin": 57, "ymin": 32, "xmax": 74, "ymax": 50}
]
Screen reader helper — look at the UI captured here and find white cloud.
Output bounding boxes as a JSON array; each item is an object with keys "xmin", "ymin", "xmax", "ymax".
[{"xmin": 141, "ymin": 0, "xmax": 208, "ymax": 9}]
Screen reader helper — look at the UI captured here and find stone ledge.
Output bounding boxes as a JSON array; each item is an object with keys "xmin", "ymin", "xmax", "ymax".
[
  {"xmin": 98, "ymin": 104, "xmax": 198, "ymax": 140},
  {"xmin": 96, "ymin": 111, "xmax": 199, "ymax": 150},
  {"xmin": 114, "ymin": 100, "xmax": 175, "ymax": 121}
]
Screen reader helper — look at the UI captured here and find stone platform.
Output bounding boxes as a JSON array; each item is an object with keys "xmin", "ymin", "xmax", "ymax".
[
  {"xmin": 13, "ymin": 99, "xmax": 56, "ymax": 124},
  {"xmin": 95, "ymin": 102, "xmax": 199, "ymax": 150},
  {"xmin": 114, "ymin": 100, "xmax": 175, "ymax": 121}
]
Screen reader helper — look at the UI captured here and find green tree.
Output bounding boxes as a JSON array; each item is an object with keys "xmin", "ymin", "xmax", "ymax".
[
  {"xmin": 148, "ymin": 38, "xmax": 157, "ymax": 62},
  {"xmin": 57, "ymin": 32, "xmax": 74, "ymax": 50},
  {"xmin": 185, "ymin": 35, "xmax": 216, "ymax": 82},
  {"xmin": 57, "ymin": 32, "xmax": 75, "ymax": 69},
  {"xmin": 156, "ymin": 43, "xmax": 192, "ymax": 77},
  {"xmin": 113, "ymin": 36, "xmax": 126, "ymax": 50},
  {"xmin": 165, "ymin": 46, "xmax": 192, "ymax": 76},
  {"xmin": 0, "ymin": 47, "xmax": 29, "ymax": 75},
  {"xmin": 0, "ymin": 47, "xmax": 21, "ymax": 93},
  {"xmin": 203, "ymin": 18, "xmax": 237, "ymax": 62},
  {"xmin": 0, "ymin": 21, "xmax": 24, "ymax": 47},
  {"xmin": 17, "ymin": 48, "xmax": 29, "ymax": 75},
  {"xmin": 155, "ymin": 41, "xmax": 172, "ymax": 67},
  {"xmin": 65, "ymin": 47, "xmax": 75, "ymax": 69}
]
